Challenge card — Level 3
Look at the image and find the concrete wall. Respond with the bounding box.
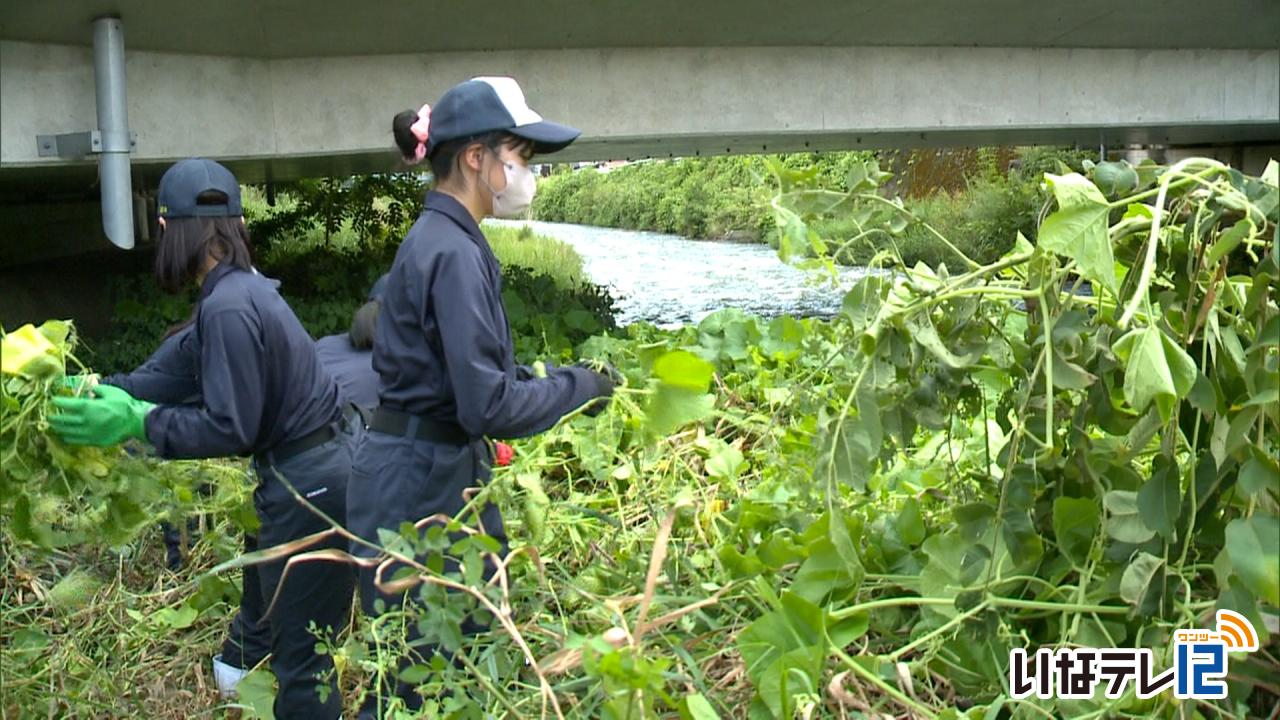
[3,41,1277,181]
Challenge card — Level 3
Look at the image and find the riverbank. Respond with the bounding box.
[534,147,1097,267]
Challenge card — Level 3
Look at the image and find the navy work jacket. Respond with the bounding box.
[374,191,600,439]
[145,264,343,459]
[315,333,379,411]
[103,324,201,406]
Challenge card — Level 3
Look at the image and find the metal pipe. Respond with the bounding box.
[93,16,134,250]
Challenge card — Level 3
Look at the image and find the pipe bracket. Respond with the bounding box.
[35,130,136,159]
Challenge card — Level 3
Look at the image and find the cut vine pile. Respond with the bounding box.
[1,156,1277,720]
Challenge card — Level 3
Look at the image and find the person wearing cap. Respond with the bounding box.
[49,158,357,720]
[346,76,616,715]
[314,275,386,414]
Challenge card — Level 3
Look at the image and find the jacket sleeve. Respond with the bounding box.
[102,326,202,405]
[144,309,267,459]
[431,247,604,439]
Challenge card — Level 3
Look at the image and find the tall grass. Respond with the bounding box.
[483,223,587,290]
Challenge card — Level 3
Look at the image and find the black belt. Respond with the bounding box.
[368,407,470,446]
[257,405,359,466]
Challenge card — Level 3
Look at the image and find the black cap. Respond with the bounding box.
[428,77,580,157]
[157,158,243,218]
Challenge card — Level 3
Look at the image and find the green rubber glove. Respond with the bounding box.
[49,383,155,447]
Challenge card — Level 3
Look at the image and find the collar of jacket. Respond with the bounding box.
[424,191,489,246]
[197,262,243,303]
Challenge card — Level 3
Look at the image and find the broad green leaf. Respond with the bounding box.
[645,386,715,436]
[827,510,865,595]
[1005,231,1035,260]
[719,545,765,579]
[1093,160,1139,199]
[1188,373,1217,415]
[1104,490,1156,544]
[1262,159,1279,188]
[1050,346,1097,390]
[399,663,432,685]
[737,592,826,684]
[791,536,864,604]
[705,442,745,482]
[918,532,975,618]
[682,693,722,720]
[1001,508,1045,568]
[829,611,870,648]
[1238,455,1279,498]
[1136,160,1160,191]
[1204,219,1253,268]
[1137,457,1181,541]
[815,420,873,492]
[758,532,806,570]
[1161,333,1197,396]
[1225,516,1280,606]
[237,668,277,720]
[11,494,57,548]
[152,604,198,630]
[1254,315,1280,350]
[739,589,864,719]
[896,498,926,547]
[1244,388,1279,407]
[1114,326,1190,422]
[1218,325,1248,375]
[1053,496,1100,567]
[1039,173,1118,294]
[910,315,980,369]
[1225,406,1262,459]
[855,387,883,454]
[653,350,715,391]
[1120,552,1165,609]
[755,646,824,719]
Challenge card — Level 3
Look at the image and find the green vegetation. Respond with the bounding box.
[1,321,253,718]
[483,223,587,290]
[534,153,876,241]
[3,156,1277,719]
[534,147,1099,268]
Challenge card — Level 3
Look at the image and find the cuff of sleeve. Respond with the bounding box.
[140,404,163,451]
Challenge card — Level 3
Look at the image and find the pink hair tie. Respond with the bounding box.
[407,103,431,164]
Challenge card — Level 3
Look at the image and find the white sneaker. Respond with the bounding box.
[212,654,250,698]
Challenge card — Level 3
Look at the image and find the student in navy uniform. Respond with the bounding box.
[102,275,383,570]
[314,276,385,413]
[50,159,356,720]
[347,77,615,716]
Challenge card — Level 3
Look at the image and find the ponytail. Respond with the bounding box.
[392,109,422,163]
[392,103,432,165]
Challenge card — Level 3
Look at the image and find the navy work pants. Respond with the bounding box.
[346,429,506,719]
[220,421,358,719]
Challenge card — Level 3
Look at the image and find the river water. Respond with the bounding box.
[488,220,873,327]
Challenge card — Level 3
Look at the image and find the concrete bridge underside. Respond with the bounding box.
[0,0,1277,331]
[3,42,1278,192]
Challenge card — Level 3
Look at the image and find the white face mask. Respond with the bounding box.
[484,151,537,219]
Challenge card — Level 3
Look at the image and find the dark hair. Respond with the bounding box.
[349,299,380,350]
[391,110,531,181]
[154,190,253,294]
